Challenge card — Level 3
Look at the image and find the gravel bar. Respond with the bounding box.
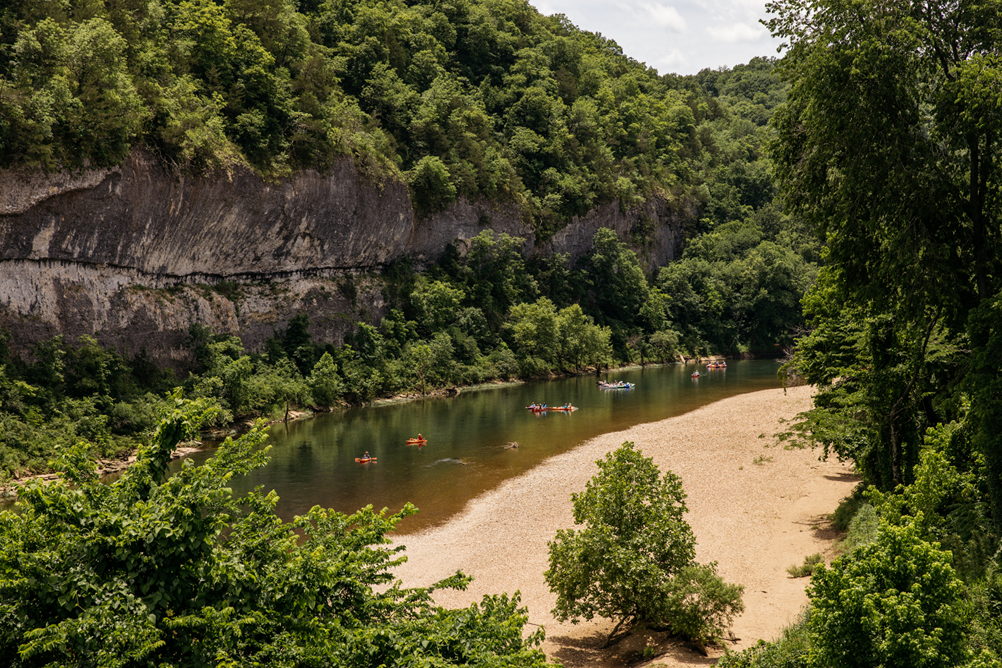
[391,385,856,666]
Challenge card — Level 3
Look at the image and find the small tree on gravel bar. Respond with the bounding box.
[545,441,744,646]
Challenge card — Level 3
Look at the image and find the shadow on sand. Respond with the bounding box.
[546,625,728,668]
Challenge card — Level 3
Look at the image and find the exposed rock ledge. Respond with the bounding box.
[0,151,687,360]
[0,165,120,216]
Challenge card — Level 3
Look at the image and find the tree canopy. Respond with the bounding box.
[0,0,705,233]
[713,6,1002,668]
[768,0,1002,522]
[545,442,744,646]
[717,1,1002,666]
[767,0,1002,324]
[0,393,553,667]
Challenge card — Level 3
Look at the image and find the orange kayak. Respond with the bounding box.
[406,438,427,445]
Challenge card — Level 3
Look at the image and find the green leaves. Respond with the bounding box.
[657,221,815,354]
[545,442,743,645]
[807,519,967,668]
[1,16,145,169]
[408,155,458,216]
[0,0,726,234]
[767,0,1002,322]
[505,298,611,373]
[0,396,554,667]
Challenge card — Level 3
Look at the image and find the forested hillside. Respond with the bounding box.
[0,0,818,479]
[2,0,694,236]
[721,0,1002,666]
[1,0,795,239]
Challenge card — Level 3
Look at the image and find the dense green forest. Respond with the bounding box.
[720,0,1002,666]
[0,0,815,483]
[1,0,788,236]
[0,0,817,479]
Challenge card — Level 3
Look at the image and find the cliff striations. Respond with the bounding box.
[0,151,685,364]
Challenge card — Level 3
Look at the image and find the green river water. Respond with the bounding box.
[168,360,783,533]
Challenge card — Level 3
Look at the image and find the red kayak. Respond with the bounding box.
[355,457,377,463]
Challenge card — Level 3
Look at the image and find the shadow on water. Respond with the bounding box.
[164,360,782,533]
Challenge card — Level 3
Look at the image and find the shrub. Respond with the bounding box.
[717,612,810,668]
[786,554,824,578]
[663,562,746,645]
[831,484,867,531]
[807,518,967,668]
[545,442,743,645]
[839,502,880,554]
[966,564,1002,659]
[409,155,457,217]
[0,393,554,667]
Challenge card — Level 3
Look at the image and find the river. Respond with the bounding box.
[170,360,783,533]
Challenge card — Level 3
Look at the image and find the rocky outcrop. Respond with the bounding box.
[0,151,687,362]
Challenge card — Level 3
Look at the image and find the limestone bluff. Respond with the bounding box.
[0,151,686,365]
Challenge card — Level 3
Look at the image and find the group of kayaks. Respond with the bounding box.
[692,361,727,378]
[355,435,427,463]
[525,403,578,412]
[360,362,729,462]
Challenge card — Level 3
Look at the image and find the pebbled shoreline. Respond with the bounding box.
[390,385,857,667]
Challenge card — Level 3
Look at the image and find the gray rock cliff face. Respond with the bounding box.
[0,151,686,362]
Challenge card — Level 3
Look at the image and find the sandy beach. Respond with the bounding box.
[391,384,857,666]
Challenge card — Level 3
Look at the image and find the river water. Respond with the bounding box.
[169,360,783,533]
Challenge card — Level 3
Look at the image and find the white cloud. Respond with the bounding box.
[639,2,687,31]
[707,22,766,43]
[655,48,688,68]
[527,0,784,74]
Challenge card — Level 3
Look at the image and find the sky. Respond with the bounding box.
[528,0,784,76]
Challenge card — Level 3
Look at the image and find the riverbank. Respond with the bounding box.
[390,384,857,667]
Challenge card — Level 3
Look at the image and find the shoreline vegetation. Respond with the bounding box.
[5,384,838,664]
[2,216,807,482]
